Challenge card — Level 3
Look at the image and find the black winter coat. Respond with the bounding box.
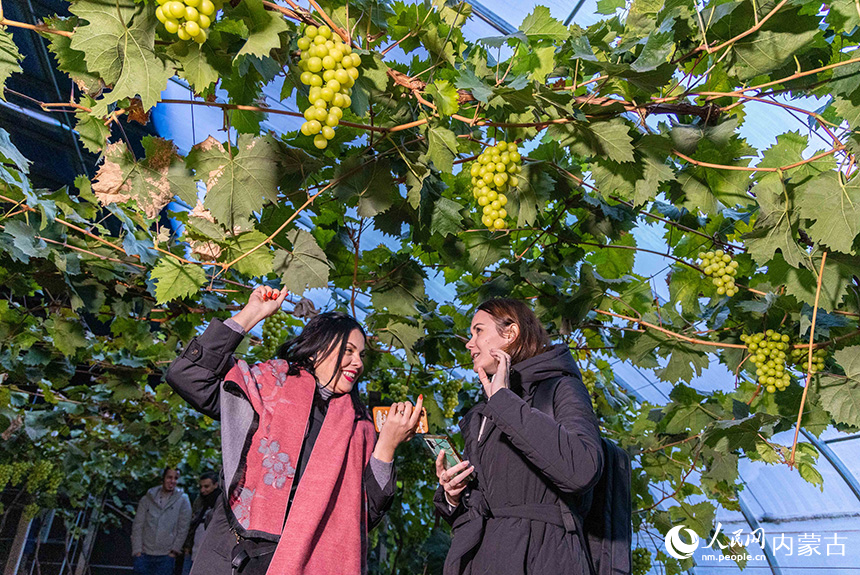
[434,345,603,575]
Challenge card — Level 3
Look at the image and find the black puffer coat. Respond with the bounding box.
[435,345,603,575]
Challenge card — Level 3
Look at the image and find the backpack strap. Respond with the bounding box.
[531,376,599,575]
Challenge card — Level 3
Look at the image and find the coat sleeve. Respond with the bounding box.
[172,495,193,554]
[165,318,246,419]
[483,378,603,494]
[131,496,147,555]
[433,484,470,525]
[365,457,397,530]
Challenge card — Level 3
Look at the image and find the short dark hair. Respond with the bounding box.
[199,471,218,484]
[276,311,370,420]
[162,467,179,479]
[476,298,549,364]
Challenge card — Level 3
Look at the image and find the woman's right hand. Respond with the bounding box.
[231,285,288,331]
[435,451,474,507]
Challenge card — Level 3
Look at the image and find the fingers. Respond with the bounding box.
[477,367,491,387]
[435,450,447,475]
[408,395,424,428]
[449,465,475,486]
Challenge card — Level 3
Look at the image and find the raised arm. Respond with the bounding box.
[164,286,287,418]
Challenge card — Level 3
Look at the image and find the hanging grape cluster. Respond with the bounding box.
[698,250,739,297]
[631,547,652,575]
[790,346,828,373]
[259,311,294,358]
[741,331,791,393]
[155,0,219,44]
[469,141,522,230]
[440,379,462,418]
[0,460,62,519]
[388,381,409,402]
[297,25,360,150]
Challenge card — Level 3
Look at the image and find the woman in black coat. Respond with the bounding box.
[434,298,604,575]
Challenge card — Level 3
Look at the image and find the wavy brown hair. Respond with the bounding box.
[476,298,549,364]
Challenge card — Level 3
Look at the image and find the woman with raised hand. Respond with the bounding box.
[434,298,603,575]
[166,285,422,575]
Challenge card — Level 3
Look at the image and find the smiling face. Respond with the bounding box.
[314,328,366,394]
[199,478,217,497]
[162,469,179,492]
[466,310,517,376]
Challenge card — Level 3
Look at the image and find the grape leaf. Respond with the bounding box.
[832,94,860,129]
[232,0,288,62]
[75,96,111,153]
[272,230,330,295]
[2,220,48,263]
[430,196,464,237]
[70,0,173,116]
[797,171,860,254]
[187,135,279,231]
[167,41,223,92]
[48,316,88,357]
[150,257,207,303]
[334,157,399,218]
[377,321,424,363]
[549,119,635,163]
[92,138,197,220]
[219,230,274,277]
[0,27,22,99]
[44,16,104,96]
[426,79,460,116]
[425,125,458,173]
[765,252,860,312]
[519,6,569,42]
[456,68,493,103]
[817,346,860,428]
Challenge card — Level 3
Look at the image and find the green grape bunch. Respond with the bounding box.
[697,250,739,297]
[631,547,652,575]
[469,141,523,230]
[388,381,409,402]
[440,379,462,418]
[296,25,360,150]
[790,346,828,373]
[259,311,293,358]
[741,330,791,393]
[155,0,219,44]
[581,369,598,411]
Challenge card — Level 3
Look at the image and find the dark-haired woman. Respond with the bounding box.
[166,286,422,575]
[433,298,603,575]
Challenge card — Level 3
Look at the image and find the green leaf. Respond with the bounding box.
[518,6,569,42]
[430,196,464,237]
[832,95,860,129]
[0,27,22,99]
[515,163,554,227]
[462,232,507,272]
[231,0,288,61]
[668,265,703,316]
[220,230,274,277]
[187,135,279,231]
[425,125,459,173]
[765,252,860,312]
[70,0,173,116]
[75,96,111,153]
[587,233,636,280]
[272,230,330,295]
[671,119,738,155]
[797,171,860,254]
[456,68,493,103]
[370,257,426,316]
[150,258,207,303]
[817,346,860,427]
[596,0,625,15]
[334,157,399,218]
[549,119,635,163]
[426,79,460,116]
[44,16,103,96]
[2,220,48,262]
[167,41,222,92]
[631,18,674,73]
[377,321,424,364]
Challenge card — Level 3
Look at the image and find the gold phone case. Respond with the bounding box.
[372,406,429,434]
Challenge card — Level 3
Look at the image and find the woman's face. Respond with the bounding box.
[466,310,511,376]
[314,328,366,394]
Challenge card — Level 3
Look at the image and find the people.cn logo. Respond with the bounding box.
[665,525,700,559]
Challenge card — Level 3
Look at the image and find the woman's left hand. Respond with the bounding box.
[373,395,425,462]
[477,349,511,399]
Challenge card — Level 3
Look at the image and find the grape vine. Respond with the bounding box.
[155,0,220,43]
[469,141,522,230]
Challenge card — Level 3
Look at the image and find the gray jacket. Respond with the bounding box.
[131,486,192,556]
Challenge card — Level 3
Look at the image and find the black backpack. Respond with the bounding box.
[532,376,633,575]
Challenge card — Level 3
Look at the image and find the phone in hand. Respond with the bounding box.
[422,434,463,469]
[372,406,429,434]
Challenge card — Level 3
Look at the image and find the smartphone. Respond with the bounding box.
[422,434,463,469]
[372,406,429,434]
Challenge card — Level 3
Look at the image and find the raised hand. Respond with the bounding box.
[374,395,424,462]
[477,348,511,399]
[435,451,474,507]
[231,285,288,332]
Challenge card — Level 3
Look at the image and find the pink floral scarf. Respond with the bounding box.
[225,359,376,574]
